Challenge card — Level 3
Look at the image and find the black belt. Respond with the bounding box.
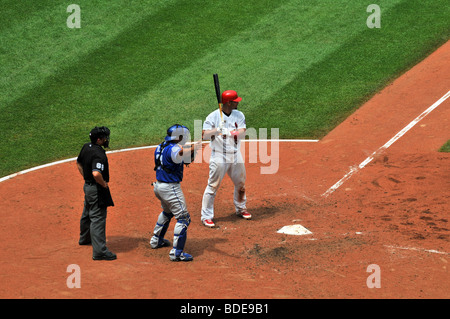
[85,181,97,186]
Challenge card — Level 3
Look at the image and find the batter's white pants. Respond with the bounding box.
[201,152,247,221]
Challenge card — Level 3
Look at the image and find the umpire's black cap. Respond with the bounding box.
[89,126,110,143]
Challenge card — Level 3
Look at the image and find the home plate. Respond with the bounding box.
[277,224,312,236]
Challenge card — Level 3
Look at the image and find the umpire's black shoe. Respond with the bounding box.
[93,251,117,261]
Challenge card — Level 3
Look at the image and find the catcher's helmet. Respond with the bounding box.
[90,126,110,144]
[165,124,190,145]
[222,90,242,104]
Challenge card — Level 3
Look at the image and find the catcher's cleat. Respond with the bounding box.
[169,252,193,262]
[150,238,170,249]
[237,210,252,220]
[202,219,215,228]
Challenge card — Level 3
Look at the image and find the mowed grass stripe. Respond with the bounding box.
[0,0,286,176]
[252,0,450,138]
[112,0,403,146]
[0,0,55,30]
[0,0,179,108]
[1,1,448,177]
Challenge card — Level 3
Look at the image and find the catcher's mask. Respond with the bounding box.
[165,124,190,145]
[90,126,111,148]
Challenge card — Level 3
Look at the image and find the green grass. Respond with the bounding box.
[1,0,449,177]
[440,140,450,152]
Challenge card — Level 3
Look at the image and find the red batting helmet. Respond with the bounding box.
[222,90,242,104]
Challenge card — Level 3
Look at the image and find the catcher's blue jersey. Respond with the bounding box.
[154,141,184,183]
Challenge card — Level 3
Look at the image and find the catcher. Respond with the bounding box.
[149,124,202,262]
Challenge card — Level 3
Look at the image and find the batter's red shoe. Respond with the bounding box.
[202,219,215,228]
[237,210,252,219]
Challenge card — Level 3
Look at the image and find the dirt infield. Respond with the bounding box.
[0,41,449,299]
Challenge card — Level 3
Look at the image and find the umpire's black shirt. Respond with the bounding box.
[77,143,110,184]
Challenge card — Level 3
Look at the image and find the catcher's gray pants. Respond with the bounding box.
[79,183,109,257]
[150,182,190,256]
[201,152,247,222]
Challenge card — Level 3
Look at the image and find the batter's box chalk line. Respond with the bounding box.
[321,89,450,198]
[277,224,313,236]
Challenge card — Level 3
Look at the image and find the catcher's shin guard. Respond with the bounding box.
[150,211,173,248]
[172,214,191,256]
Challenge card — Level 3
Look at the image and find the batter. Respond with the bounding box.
[201,90,251,228]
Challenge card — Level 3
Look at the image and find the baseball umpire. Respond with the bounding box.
[76,126,116,261]
[201,90,251,228]
[150,124,202,262]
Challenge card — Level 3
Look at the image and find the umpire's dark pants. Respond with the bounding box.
[79,183,108,257]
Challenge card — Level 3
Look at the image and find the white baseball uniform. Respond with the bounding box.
[201,109,247,222]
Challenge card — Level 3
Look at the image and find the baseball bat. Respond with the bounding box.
[213,73,224,122]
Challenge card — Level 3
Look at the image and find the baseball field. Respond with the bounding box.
[1,0,449,303]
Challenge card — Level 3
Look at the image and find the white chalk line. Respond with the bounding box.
[322,90,450,198]
[0,139,318,183]
[385,245,449,255]
[4,87,449,195]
